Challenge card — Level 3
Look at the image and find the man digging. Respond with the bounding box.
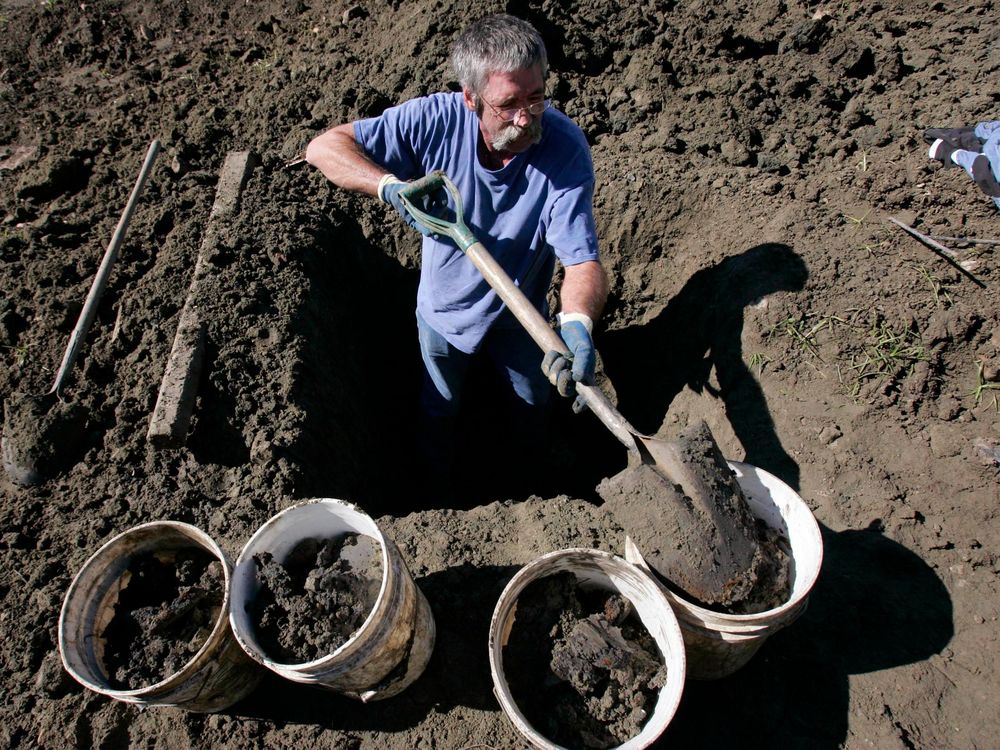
[306,14,608,495]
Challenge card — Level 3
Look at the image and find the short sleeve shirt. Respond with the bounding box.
[354,92,599,353]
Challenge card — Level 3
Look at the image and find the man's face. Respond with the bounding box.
[465,65,546,156]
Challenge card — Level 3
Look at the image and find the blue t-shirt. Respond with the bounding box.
[354,92,600,353]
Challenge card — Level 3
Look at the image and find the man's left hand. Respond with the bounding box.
[542,314,596,411]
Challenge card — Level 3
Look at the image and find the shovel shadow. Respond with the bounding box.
[600,242,808,491]
[654,522,954,748]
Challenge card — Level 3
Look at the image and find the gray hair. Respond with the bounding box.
[450,14,548,97]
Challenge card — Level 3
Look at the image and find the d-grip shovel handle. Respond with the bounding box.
[399,171,640,453]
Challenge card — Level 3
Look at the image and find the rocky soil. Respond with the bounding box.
[1,1,999,748]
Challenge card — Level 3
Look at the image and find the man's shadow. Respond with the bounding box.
[599,242,808,491]
[657,522,954,747]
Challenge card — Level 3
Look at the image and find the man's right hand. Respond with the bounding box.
[379,175,434,236]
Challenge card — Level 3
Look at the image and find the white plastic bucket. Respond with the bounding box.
[229,498,435,701]
[58,521,263,712]
[625,461,823,680]
[489,548,687,750]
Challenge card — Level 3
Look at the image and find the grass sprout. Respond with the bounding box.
[748,351,770,376]
[971,361,1000,411]
[843,209,872,229]
[848,317,927,389]
[766,314,833,358]
[4,343,30,368]
[913,263,953,307]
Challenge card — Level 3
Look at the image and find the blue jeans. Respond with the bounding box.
[416,310,551,493]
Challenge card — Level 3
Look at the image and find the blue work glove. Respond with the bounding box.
[542,314,596,413]
[378,174,434,236]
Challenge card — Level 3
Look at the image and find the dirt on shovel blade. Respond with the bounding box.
[598,420,792,612]
[250,532,383,664]
[101,548,224,689]
[505,572,666,749]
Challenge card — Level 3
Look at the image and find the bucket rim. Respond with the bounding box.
[229,497,392,669]
[488,547,687,750]
[57,520,235,699]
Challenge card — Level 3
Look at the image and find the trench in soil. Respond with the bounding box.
[275,211,626,516]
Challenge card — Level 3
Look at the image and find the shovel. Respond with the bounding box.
[2,140,160,486]
[399,171,769,606]
[400,172,710,486]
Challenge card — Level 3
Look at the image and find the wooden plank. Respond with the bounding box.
[146,151,257,447]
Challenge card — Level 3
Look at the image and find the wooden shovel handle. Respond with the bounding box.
[51,140,160,395]
[464,240,640,452]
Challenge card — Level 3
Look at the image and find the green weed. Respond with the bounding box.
[4,343,30,368]
[913,263,952,307]
[860,239,890,258]
[766,314,838,359]
[842,209,872,229]
[971,361,1000,411]
[848,317,927,389]
[748,351,770,376]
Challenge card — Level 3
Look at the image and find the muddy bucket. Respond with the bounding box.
[625,461,823,680]
[229,498,435,701]
[58,521,263,712]
[489,548,686,750]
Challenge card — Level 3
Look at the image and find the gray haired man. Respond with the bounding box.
[307,14,607,489]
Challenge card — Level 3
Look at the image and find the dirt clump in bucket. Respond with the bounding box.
[101,548,224,689]
[251,533,383,663]
[505,571,665,749]
[599,420,792,613]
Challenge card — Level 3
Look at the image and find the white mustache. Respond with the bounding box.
[492,119,543,151]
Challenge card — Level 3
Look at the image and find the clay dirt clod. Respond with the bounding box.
[250,532,383,664]
[101,548,224,689]
[505,572,665,749]
[599,420,792,612]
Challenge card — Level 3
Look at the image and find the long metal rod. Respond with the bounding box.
[887,216,986,289]
[51,140,160,395]
[927,234,1000,246]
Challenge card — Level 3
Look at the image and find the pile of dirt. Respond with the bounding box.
[600,420,792,612]
[102,548,223,689]
[250,533,382,664]
[505,572,665,749]
[1,0,998,747]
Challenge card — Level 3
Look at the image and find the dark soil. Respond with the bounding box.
[1,392,87,485]
[2,0,999,747]
[505,572,666,749]
[250,533,382,664]
[600,420,792,611]
[102,548,223,689]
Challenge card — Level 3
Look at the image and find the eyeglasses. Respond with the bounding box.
[481,97,550,122]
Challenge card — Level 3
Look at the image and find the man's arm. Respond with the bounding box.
[305,122,387,196]
[541,259,609,401]
[559,260,609,321]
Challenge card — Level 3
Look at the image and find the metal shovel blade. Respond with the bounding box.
[2,392,86,487]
